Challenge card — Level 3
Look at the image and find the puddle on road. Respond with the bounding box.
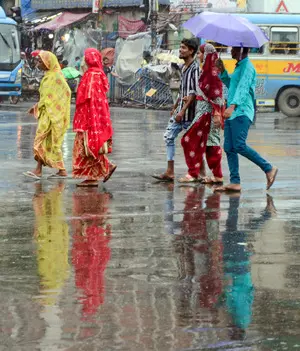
[1,182,300,351]
[1,109,300,350]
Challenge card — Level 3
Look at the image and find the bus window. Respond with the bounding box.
[206,41,228,53]
[270,27,299,55]
[214,42,228,53]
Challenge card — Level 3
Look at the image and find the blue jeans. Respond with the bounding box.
[164,117,191,161]
[224,116,272,184]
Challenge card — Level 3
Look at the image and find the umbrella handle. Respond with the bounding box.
[239,43,244,61]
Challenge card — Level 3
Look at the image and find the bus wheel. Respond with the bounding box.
[278,87,300,117]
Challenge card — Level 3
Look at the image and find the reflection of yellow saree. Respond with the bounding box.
[34,51,71,170]
[33,184,69,305]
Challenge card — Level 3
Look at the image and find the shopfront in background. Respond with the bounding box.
[31,0,92,10]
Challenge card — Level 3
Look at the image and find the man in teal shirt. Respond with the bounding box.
[216,47,278,192]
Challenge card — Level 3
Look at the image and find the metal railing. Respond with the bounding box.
[122,75,173,109]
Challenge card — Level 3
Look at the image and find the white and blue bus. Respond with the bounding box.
[0,6,22,98]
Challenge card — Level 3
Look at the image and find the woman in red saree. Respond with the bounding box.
[179,43,224,184]
[73,48,117,187]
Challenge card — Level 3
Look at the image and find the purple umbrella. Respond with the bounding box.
[183,12,269,48]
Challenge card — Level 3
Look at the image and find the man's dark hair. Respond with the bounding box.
[233,46,249,55]
[75,56,80,60]
[243,47,249,55]
[181,38,199,56]
[62,60,68,66]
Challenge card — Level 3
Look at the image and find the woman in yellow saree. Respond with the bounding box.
[24,51,71,180]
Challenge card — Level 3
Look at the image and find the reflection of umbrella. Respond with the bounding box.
[183,12,269,48]
[156,53,184,64]
[62,67,80,79]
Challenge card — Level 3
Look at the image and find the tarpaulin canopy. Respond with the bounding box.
[21,0,35,16]
[118,16,146,39]
[31,0,170,10]
[34,11,90,31]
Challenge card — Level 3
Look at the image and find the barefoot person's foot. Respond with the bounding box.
[214,184,242,193]
[266,167,278,190]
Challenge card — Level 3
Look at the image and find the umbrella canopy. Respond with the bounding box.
[183,12,269,48]
[62,67,81,79]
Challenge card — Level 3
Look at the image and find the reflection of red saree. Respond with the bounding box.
[179,189,223,309]
[199,194,223,308]
[72,190,112,316]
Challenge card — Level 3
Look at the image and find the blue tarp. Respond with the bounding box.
[21,0,35,16]
[31,0,170,10]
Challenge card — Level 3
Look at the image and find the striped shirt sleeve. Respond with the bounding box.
[188,64,199,95]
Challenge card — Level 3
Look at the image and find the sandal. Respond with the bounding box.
[23,171,41,180]
[201,176,223,185]
[178,174,198,183]
[103,164,117,183]
[152,173,174,182]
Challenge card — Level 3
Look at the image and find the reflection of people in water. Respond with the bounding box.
[33,182,69,305]
[221,194,276,340]
[172,186,223,322]
[173,187,206,283]
[199,193,223,309]
[162,183,181,236]
[72,189,112,317]
[33,182,69,349]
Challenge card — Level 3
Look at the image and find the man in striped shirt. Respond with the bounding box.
[153,38,200,182]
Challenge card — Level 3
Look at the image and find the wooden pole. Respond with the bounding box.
[98,0,103,50]
[151,0,158,51]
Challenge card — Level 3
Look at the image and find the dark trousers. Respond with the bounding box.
[224,116,272,184]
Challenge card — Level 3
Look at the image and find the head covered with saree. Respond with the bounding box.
[198,43,223,105]
[73,48,113,158]
[39,50,61,73]
[37,51,71,114]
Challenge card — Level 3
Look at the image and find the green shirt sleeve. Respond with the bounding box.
[220,70,231,89]
[231,65,255,107]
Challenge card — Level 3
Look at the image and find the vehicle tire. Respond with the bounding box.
[277,87,300,117]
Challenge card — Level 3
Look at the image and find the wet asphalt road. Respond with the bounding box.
[0,105,300,351]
